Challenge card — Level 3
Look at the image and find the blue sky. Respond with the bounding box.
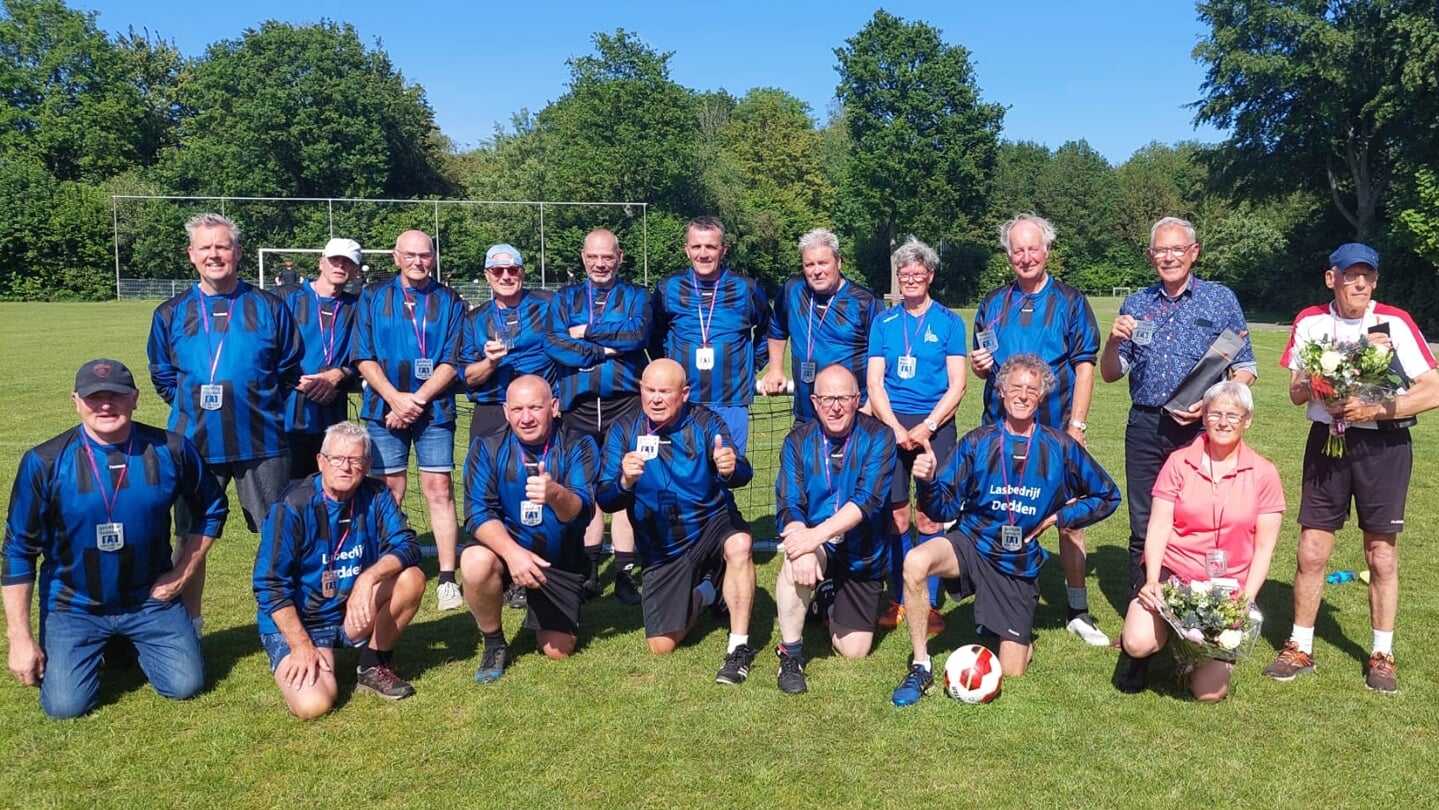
[78,0,1226,164]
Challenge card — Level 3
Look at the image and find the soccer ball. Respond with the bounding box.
[943,644,1002,703]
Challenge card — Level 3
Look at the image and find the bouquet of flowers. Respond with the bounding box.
[1295,335,1403,456]
[1158,577,1262,664]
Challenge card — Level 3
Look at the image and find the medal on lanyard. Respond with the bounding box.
[821,432,850,517]
[199,291,228,410]
[692,271,720,371]
[997,429,1034,552]
[897,355,917,379]
[976,330,998,353]
[199,384,224,411]
[1132,320,1155,346]
[802,286,840,385]
[897,305,927,380]
[799,361,816,383]
[637,434,660,460]
[405,284,432,379]
[84,437,132,552]
[520,441,549,526]
[322,496,354,598]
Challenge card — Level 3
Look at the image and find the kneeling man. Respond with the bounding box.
[597,359,758,684]
[460,375,596,683]
[773,365,895,694]
[891,354,1120,706]
[254,421,425,718]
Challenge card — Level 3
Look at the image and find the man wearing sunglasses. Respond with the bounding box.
[253,421,425,717]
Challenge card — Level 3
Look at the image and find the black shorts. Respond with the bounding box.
[889,412,958,505]
[503,564,584,636]
[1299,422,1411,534]
[821,562,884,633]
[468,403,507,444]
[942,532,1040,644]
[641,509,749,638]
[563,393,641,441]
[286,433,325,479]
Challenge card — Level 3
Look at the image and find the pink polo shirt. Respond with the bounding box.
[1149,436,1286,592]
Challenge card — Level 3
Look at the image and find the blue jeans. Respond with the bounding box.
[39,598,204,719]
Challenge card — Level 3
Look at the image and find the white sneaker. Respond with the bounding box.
[436,581,463,611]
[1065,613,1110,646]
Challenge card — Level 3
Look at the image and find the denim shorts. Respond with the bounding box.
[366,418,456,474]
[260,624,365,671]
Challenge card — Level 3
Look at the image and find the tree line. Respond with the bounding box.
[3,1,1437,328]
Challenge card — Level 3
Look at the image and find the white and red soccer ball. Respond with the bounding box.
[943,644,1002,703]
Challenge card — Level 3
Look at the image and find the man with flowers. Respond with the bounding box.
[1267,243,1439,694]
[1114,381,1284,701]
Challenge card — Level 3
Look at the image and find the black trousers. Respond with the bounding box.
[1123,406,1203,592]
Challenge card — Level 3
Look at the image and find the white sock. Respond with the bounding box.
[727,633,749,654]
[1290,624,1315,655]
[1066,586,1089,612]
[1372,629,1393,656]
[695,580,716,610]
[913,657,931,672]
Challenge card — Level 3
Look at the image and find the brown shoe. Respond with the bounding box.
[1365,652,1397,694]
[877,600,905,629]
[925,607,944,637]
[1262,641,1316,681]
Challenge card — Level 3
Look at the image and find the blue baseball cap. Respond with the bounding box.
[1329,243,1379,272]
[484,243,524,268]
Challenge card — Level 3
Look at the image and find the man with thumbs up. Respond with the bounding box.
[597,359,759,684]
[889,354,1120,707]
[458,375,597,684]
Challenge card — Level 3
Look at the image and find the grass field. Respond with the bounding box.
[2,298,1437,808]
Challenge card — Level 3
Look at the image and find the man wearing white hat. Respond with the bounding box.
[279,238,363,479]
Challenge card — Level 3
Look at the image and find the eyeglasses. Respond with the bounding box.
[1338,270,1378,285]
[897,273,930,283]
[321,454,368,469]
[811,393,859,408]
[1149,243,1197,258]
[1204,412,1246,425]
[488,266,523,277]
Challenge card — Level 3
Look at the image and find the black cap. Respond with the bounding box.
[75,359,138,397]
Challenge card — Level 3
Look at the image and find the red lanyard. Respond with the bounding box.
[322,493,356,576]
[819,430,851,514]
[1145,276,1192,330]
[81,435,133,523]
[401,283,428,356]
[901,303,930,356]
[520,434,552,473]
[805,280,844,362]
[690,270,722,346]
[311,284,342,366]
[997,427,1035,526]
[197,289,230,383]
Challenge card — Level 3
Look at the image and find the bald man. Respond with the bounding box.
[596,359,759,684]
[354,229,467,612]
[459,375,598,683]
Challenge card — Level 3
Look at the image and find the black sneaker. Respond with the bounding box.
[505,583,528,610]
[615,568,642,606]
[776,649,807,695]
[580,576,600,602]
[1112,651,1151,694]
[356,664,416,700]
[806,579,835,626]
[715,643,757,685]
[474,645,509,684]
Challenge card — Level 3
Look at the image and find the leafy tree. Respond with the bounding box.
[1194,0,1439,240]
[160,19,452,200]
[834,9,1004,288]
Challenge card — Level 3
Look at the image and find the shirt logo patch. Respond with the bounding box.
[924,328,938,343]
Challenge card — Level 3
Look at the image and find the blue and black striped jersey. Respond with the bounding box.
[973,278,1099,427]
[3,424,227,614]
[774,413,894,580]
[769,277,882,421]
[253,475,420,634]
[455,289,556,404]
[352,276,467,425]
[866,301,968,415]
[545,279,652,410]
[281,281,359,435]
[651,268,771,407]
[462,426,597,573]
[147,281,304,463]
[917,423,1120,579]
[596,404,753,566]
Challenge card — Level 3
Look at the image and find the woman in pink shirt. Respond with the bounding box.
[1115,380,1285,701]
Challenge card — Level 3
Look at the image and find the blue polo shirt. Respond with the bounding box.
[866,301,967,414]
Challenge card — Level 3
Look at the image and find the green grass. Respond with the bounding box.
[2,299,1437,808]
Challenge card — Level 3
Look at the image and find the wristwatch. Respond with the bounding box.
[923,418,939,432]
[1069,420,1088,431]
